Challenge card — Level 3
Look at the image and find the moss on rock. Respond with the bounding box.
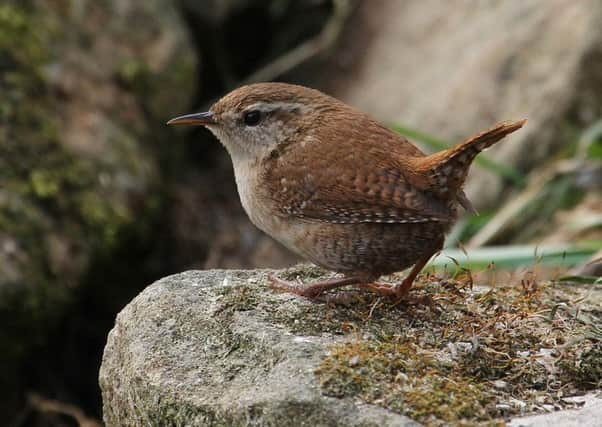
[315,273,602,425]
[0,0,197,418]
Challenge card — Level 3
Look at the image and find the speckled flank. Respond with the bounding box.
[293,221,447,275]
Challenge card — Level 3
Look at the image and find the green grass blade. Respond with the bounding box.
[554,275,602,284]
[428,243,600,270]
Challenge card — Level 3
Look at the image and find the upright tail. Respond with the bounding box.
[418,120,526,197]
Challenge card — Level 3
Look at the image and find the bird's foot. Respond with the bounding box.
[358,276,413,297]
[269,276,325,299]
[269,275,362,300]
[359,279,433,306]
[357,282,398,297]
[269,272,433,306]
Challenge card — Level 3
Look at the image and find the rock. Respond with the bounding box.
[100,268,601,426]
[99,269,418,426]
[322,0,602,208]
[508,394,602,427]
[0,0,196,417]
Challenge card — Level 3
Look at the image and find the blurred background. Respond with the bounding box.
[1,0,600,425]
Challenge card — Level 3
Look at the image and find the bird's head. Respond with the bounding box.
[167,82,342,162]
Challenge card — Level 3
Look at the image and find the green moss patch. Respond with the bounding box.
[312,272,601,425]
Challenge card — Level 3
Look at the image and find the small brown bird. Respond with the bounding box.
[168,83,525,299]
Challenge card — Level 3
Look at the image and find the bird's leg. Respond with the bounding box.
[359,243,443,298]
[269,275,366,299]
[391,256,431,296]
[355,258,429,300]
[392,238,444,297]
[355,258,431,298]
[357,282,398,296]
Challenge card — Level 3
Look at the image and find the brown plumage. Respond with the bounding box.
[168,83,526,299]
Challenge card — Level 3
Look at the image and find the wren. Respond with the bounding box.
[168,83,525,299]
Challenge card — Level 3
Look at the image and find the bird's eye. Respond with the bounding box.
[243,110,262,127]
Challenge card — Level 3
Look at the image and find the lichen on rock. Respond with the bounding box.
[100,267,601,426]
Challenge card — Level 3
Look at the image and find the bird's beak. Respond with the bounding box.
[166,111,216,126]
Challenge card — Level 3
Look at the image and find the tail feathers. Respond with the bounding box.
[424,120,526,196]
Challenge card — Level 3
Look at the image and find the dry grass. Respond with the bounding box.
[315,270,601,425]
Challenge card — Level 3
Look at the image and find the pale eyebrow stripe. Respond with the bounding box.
[245,102,308,113]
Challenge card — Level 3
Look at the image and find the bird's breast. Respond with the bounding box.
[232,159,297,247]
